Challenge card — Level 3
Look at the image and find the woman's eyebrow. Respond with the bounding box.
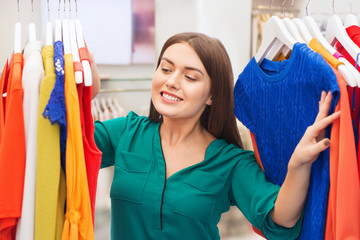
[161,57,204,76]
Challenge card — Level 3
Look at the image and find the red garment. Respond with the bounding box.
[325,67,360,239]
[76,81,101,225]
[0,53,26,240]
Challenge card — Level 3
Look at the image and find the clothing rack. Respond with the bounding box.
[99,88,151,93]
[252,5,299,13]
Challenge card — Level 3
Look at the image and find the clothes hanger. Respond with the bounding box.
[325,0,360,62]
[28,0,36,42]
[55,0,62,42]
[302,0,360,87]
[14,0,21,54]
[290,0,313,43]
[281,0,305,43]
[344,0,359,28]
[45,0,53,46]
[62,0,71,55]
[254,0,297,64]
[68,0,83,84]
[74,0,92,86]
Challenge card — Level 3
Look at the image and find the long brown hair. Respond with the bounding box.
[149,32,243,149]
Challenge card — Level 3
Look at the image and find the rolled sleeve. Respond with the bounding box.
[229,152,302,240]
[94,116,127,168]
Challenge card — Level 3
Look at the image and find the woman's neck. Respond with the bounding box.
[160,117,208,147]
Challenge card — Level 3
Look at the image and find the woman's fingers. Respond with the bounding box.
[309,110,340,138]
[310,138,331,157]
[315,91,333,123]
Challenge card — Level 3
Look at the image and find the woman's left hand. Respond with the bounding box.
[289,91,340,169]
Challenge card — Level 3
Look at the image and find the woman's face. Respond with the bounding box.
[151,42,212,121]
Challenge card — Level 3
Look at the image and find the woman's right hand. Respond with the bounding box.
[88,50,101,99]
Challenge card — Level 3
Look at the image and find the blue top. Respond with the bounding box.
[94,111,303,240]
[234,43,340,240]
[43,40,67,172]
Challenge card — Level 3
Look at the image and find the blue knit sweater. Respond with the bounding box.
[234,43,340,240]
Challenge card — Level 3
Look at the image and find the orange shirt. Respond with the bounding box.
[325,67,360,240]
[0,53,26,240]
[61,54,94,240]
[0,60,9,146]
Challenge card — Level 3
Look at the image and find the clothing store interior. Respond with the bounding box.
[0,0,360,239]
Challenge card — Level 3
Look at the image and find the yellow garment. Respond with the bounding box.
[309,38,344,69]
[275,52,288,61]
[35,45,66,240]
[61,54,94,240]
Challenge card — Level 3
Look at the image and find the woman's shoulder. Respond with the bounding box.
[95,111,158,136]
[210,138,255,162]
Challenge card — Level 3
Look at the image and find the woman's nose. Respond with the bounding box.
[165,72,181,89]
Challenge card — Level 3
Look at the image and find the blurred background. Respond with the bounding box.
[1,0,359,239]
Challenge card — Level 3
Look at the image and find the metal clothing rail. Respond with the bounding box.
[99,88,151,93]
[252,5,299,13]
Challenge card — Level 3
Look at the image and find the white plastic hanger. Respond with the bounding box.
[255,15,297,64]
[303,1,359,87]
[27,0,36,43]
[288,0,313,43]
[55,0,62,42]
[62,0,71,55]
[344,0,359,28]
[281,0,305,43]
[325,0,360,62]
[45,0,53,46]
[293,19,313,44]
[74,0,92,86]
[28,23,36,42]
[14,0,21,54]
[68,0,83,84]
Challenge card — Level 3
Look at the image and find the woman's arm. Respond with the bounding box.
[85,47,101,99]
[271,91,340,228]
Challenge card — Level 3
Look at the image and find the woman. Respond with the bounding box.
[91,32,339,239]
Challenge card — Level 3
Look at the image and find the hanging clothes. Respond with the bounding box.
[34,44,66,240]
[43,40,67,174]
[0,53,25,240]
[16,40,44,240]
[77,46,102,225]
[61,53,94,240]
[234,43,340,240]
[324,66,360,240]
[334,25,360,179]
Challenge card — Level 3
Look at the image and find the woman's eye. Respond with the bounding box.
[185,75,196,81]
[162,68,171,73]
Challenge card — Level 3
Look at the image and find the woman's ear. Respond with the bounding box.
[206,96,212,106]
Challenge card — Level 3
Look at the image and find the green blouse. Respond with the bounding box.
[94,111,302,240]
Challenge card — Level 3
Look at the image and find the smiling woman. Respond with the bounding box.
[91,31,339,240]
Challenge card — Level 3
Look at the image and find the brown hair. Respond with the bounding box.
[149,32,243,148]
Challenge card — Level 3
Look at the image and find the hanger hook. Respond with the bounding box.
[291,0,295,17]
[306,0,310,16]
[47,0,50,21]
[31,0,34,12]
[269,0,273,16]
[17,0,20,12]
[75,0,78,13]
[332,0,335,14]
[349,0,353,13]
[69,0,71,15]
[282,0,287,18]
